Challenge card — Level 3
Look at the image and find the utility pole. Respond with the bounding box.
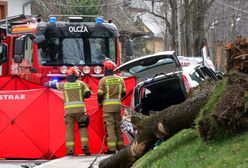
[177,0,182,56]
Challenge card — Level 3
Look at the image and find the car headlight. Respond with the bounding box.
[94,66,102,74]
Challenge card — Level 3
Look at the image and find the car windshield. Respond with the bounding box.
[38,37,116,66]
[129,58,175,74]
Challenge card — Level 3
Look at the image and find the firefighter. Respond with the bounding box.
[44,67,91,155]
[98,61,126,154]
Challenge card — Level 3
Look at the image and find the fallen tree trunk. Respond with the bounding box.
[99,36,248,168]
[99,80,217,168]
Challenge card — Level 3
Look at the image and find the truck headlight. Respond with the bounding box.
[60,66,68,74]
[94,66,102,74]
[83,66,90,74]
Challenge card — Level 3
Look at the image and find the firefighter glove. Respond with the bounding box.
[44,81,57,89]
[78,115,90,128]
[97,94,104,105]
[121,91,126,98]
[84,90,91,98]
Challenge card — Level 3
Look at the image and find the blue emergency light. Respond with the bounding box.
[52,78,58,82]
[49,17,57,23]
[96,17,104,24]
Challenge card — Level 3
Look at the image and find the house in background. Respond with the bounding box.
[0,0,7,19]
[138,12,165,53]
[129,0,165,54]
[0,0,32,19]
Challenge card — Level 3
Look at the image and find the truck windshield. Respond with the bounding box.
[38,37,116,66]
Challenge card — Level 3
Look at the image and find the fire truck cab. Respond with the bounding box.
[0,15,133,84]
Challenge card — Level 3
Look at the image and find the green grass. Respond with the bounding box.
[200,78,227,117]
[133,129,248,168]
[134,78,248,168]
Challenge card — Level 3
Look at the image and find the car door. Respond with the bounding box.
[195,65,220,81]
[115,51,183,83]
[116,51,185,114]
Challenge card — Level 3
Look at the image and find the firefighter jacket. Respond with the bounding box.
[98,75,126,112]
[56,80,90,114]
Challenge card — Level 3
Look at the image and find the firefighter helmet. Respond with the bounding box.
[103,61,117,71]
[66,67,80,77]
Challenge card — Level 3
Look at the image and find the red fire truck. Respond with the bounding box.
[0,14,133,84]
[0,15,135,159]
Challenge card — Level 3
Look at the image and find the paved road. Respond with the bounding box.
[36,155,111,168]
[0,155,111,168]
[0,160,47,168]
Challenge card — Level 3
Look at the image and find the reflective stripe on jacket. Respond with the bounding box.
[57,80,90,114]
[64,101,85,109]
[98,75,126,112]
[103,99,122,105]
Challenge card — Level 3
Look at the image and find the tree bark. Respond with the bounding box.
[192,0,215,56]
[184,0,192,56]
[99,80,217,168]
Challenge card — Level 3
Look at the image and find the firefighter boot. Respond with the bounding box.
[82,146,91,155]
[66,149,74,156]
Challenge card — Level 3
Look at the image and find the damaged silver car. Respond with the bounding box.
[116,51,188,115]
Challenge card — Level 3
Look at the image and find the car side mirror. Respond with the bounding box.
[0,43,7,65]
[14,38,25,63]
[125,38,133,57]
[33,35,45,44]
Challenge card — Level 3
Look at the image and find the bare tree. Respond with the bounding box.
[31,0,100,20]
[183,0,192,56]
[205,0,248,71]
[143,0,215,56]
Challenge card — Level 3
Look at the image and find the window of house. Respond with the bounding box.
[0,1,7,20]
[24,37,33,65]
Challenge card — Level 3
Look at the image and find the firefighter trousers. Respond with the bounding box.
[103,112,124,152]
[64,113,89,155]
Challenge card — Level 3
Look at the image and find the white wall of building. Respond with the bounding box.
[7,0,31,17]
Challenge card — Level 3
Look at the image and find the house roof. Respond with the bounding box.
[114,18,148,37]
[140,12,164,37]
[130,0,165,38]
[130,0,149,11]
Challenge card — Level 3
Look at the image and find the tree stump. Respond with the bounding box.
[199,36,248,140]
